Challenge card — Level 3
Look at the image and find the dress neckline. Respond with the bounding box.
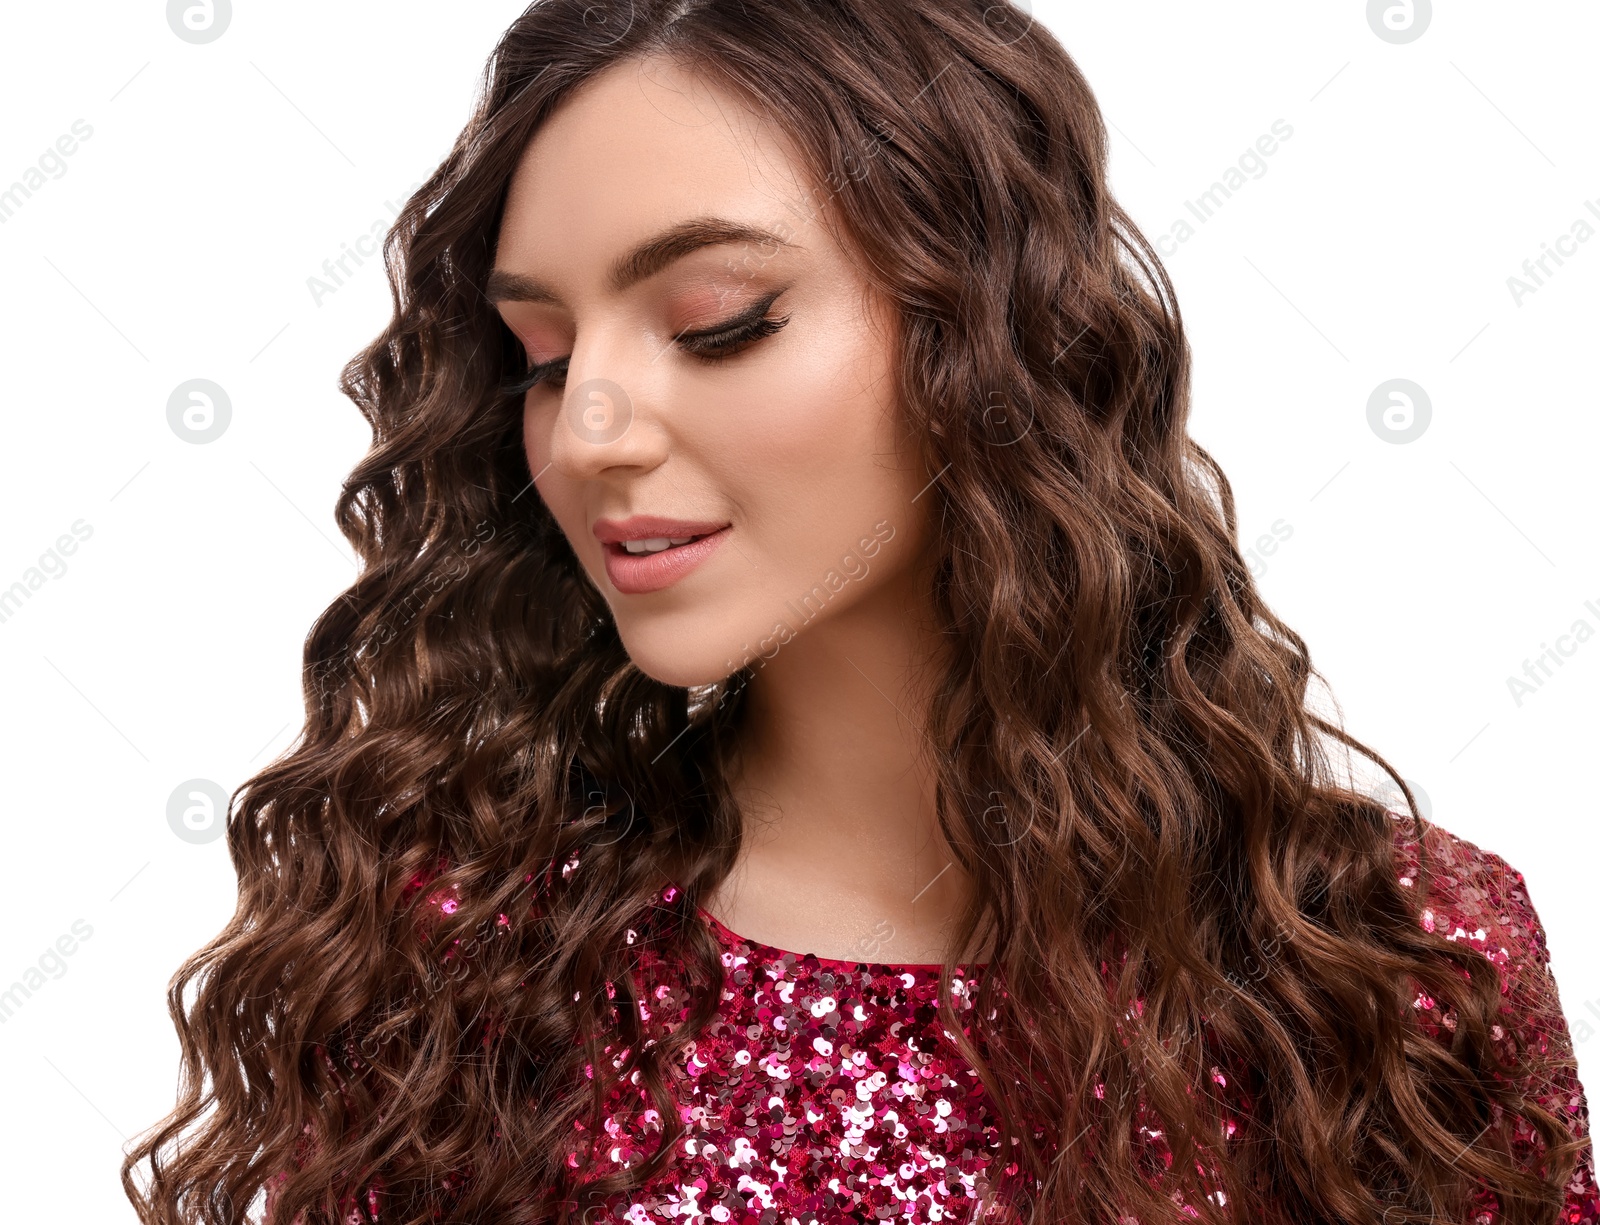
[694,903,979,973]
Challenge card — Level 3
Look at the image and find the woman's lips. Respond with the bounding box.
[601,527,730,595]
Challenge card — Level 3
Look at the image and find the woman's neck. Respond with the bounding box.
[705,568,981,965]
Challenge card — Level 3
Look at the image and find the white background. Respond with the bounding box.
[0,2,1594,1218]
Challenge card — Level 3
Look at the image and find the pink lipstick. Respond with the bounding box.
[593,515,731,595]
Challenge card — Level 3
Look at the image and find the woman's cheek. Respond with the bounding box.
[734,376,844,470]
[522,399,551,470]
[522,404,587,557]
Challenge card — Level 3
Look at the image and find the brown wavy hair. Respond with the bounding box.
[121,1,1585,1222]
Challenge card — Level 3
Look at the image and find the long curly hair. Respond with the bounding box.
[122,2,1585,1222]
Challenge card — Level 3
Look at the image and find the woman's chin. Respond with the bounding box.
[617,637,750,691]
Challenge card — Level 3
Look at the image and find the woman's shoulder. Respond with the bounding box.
[1384,808,1567,1027]
[1387,810,1548,953]
[1384,807,1599,1217]
[1383,808,1584,1051]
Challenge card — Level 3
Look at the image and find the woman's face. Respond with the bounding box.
[491,55,932,688]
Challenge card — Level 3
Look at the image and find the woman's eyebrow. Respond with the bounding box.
[486,216,796,304]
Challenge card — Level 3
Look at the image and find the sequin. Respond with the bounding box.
[267,818,1598,1223]
[567,906,1013,1224]
[567,818,1599,1223]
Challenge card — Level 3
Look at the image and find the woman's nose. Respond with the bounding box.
[543,335,668,480]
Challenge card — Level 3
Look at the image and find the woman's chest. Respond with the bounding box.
[567,942,1022,1224]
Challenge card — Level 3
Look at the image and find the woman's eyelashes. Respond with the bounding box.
[502,354,569,398]
[502,289,790,396]
[675,289,790,365]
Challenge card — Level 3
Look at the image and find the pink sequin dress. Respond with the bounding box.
[568,904,1010,1223]
[268,817,1599,1223]
[567,819,1599,1224]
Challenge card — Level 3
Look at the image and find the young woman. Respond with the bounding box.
[124,2,1595,1223]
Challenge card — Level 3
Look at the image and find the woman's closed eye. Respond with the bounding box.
[502,288,791,397]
